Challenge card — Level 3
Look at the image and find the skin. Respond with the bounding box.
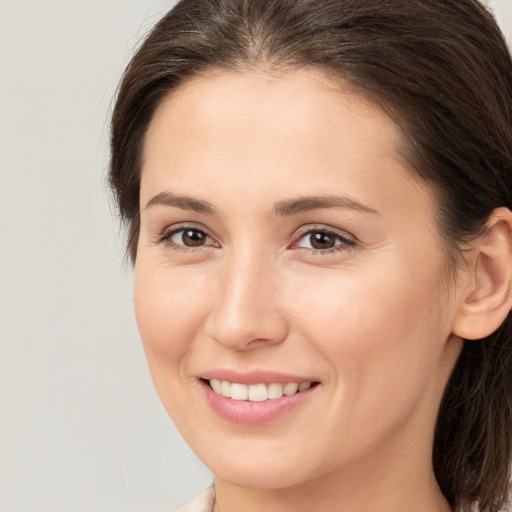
[134,70,468,512]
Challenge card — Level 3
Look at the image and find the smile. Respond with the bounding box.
[208,379,314,401]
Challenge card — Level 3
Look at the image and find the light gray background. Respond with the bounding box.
[0,1,510,511]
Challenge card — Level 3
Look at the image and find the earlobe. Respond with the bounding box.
[453,207,512,340]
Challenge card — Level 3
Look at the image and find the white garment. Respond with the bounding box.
[180,486,215,512]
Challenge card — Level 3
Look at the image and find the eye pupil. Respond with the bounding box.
[182,229,206,246]
[310,232,335,249]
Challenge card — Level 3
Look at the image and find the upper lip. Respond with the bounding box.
[199,369,319,385]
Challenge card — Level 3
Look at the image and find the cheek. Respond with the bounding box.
[133,260,211,366]
[288,259,450,406]
[286,266,451,462]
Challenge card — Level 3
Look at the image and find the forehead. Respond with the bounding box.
[141,69,431,218]
[144,69,398,155]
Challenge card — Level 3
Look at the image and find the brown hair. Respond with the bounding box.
[109,1,512,510]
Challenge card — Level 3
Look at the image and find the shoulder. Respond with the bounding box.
[177,486,215,512]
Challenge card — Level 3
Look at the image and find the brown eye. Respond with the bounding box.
[171,228,212,247]
[295,228,354,252]
[309,231,336,249]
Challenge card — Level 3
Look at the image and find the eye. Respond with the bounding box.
[293,227,355,253]
[155,224,218,251]
[171,228,213,247]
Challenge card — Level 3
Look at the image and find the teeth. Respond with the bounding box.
[267,383,284,399]
[298,382,311,392]
[283,383,299,395]
[221,380,231,398]
[248,383,268,401]
[230,383,248,401]
[209,380,313,401]
[210,379,222,394]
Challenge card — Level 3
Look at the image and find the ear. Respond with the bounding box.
[453,207,512,340]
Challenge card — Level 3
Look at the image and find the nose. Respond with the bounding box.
[205,251,289,351]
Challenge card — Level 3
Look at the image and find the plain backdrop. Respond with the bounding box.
[0,1,511,511]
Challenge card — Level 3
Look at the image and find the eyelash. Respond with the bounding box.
[291,226,356,254]
[155,224,217,253]
[155,224,356,255]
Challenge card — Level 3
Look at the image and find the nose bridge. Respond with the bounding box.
[207,244,288,350]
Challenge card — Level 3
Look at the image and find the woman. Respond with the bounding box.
[109,0,512,511]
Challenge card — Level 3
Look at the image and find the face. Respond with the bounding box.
[135,70,463,491]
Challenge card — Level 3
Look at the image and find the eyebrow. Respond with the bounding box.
[144,192,216,215]
[144,191,379,216]
[273,195,379,216]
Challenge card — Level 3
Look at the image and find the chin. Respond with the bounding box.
[208,456,316,490]
[186,432,334,491]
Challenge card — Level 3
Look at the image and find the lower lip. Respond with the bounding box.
[199,380,318,425]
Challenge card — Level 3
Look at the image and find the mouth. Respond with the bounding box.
[198,370,321,424]
[203,378,319,401]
